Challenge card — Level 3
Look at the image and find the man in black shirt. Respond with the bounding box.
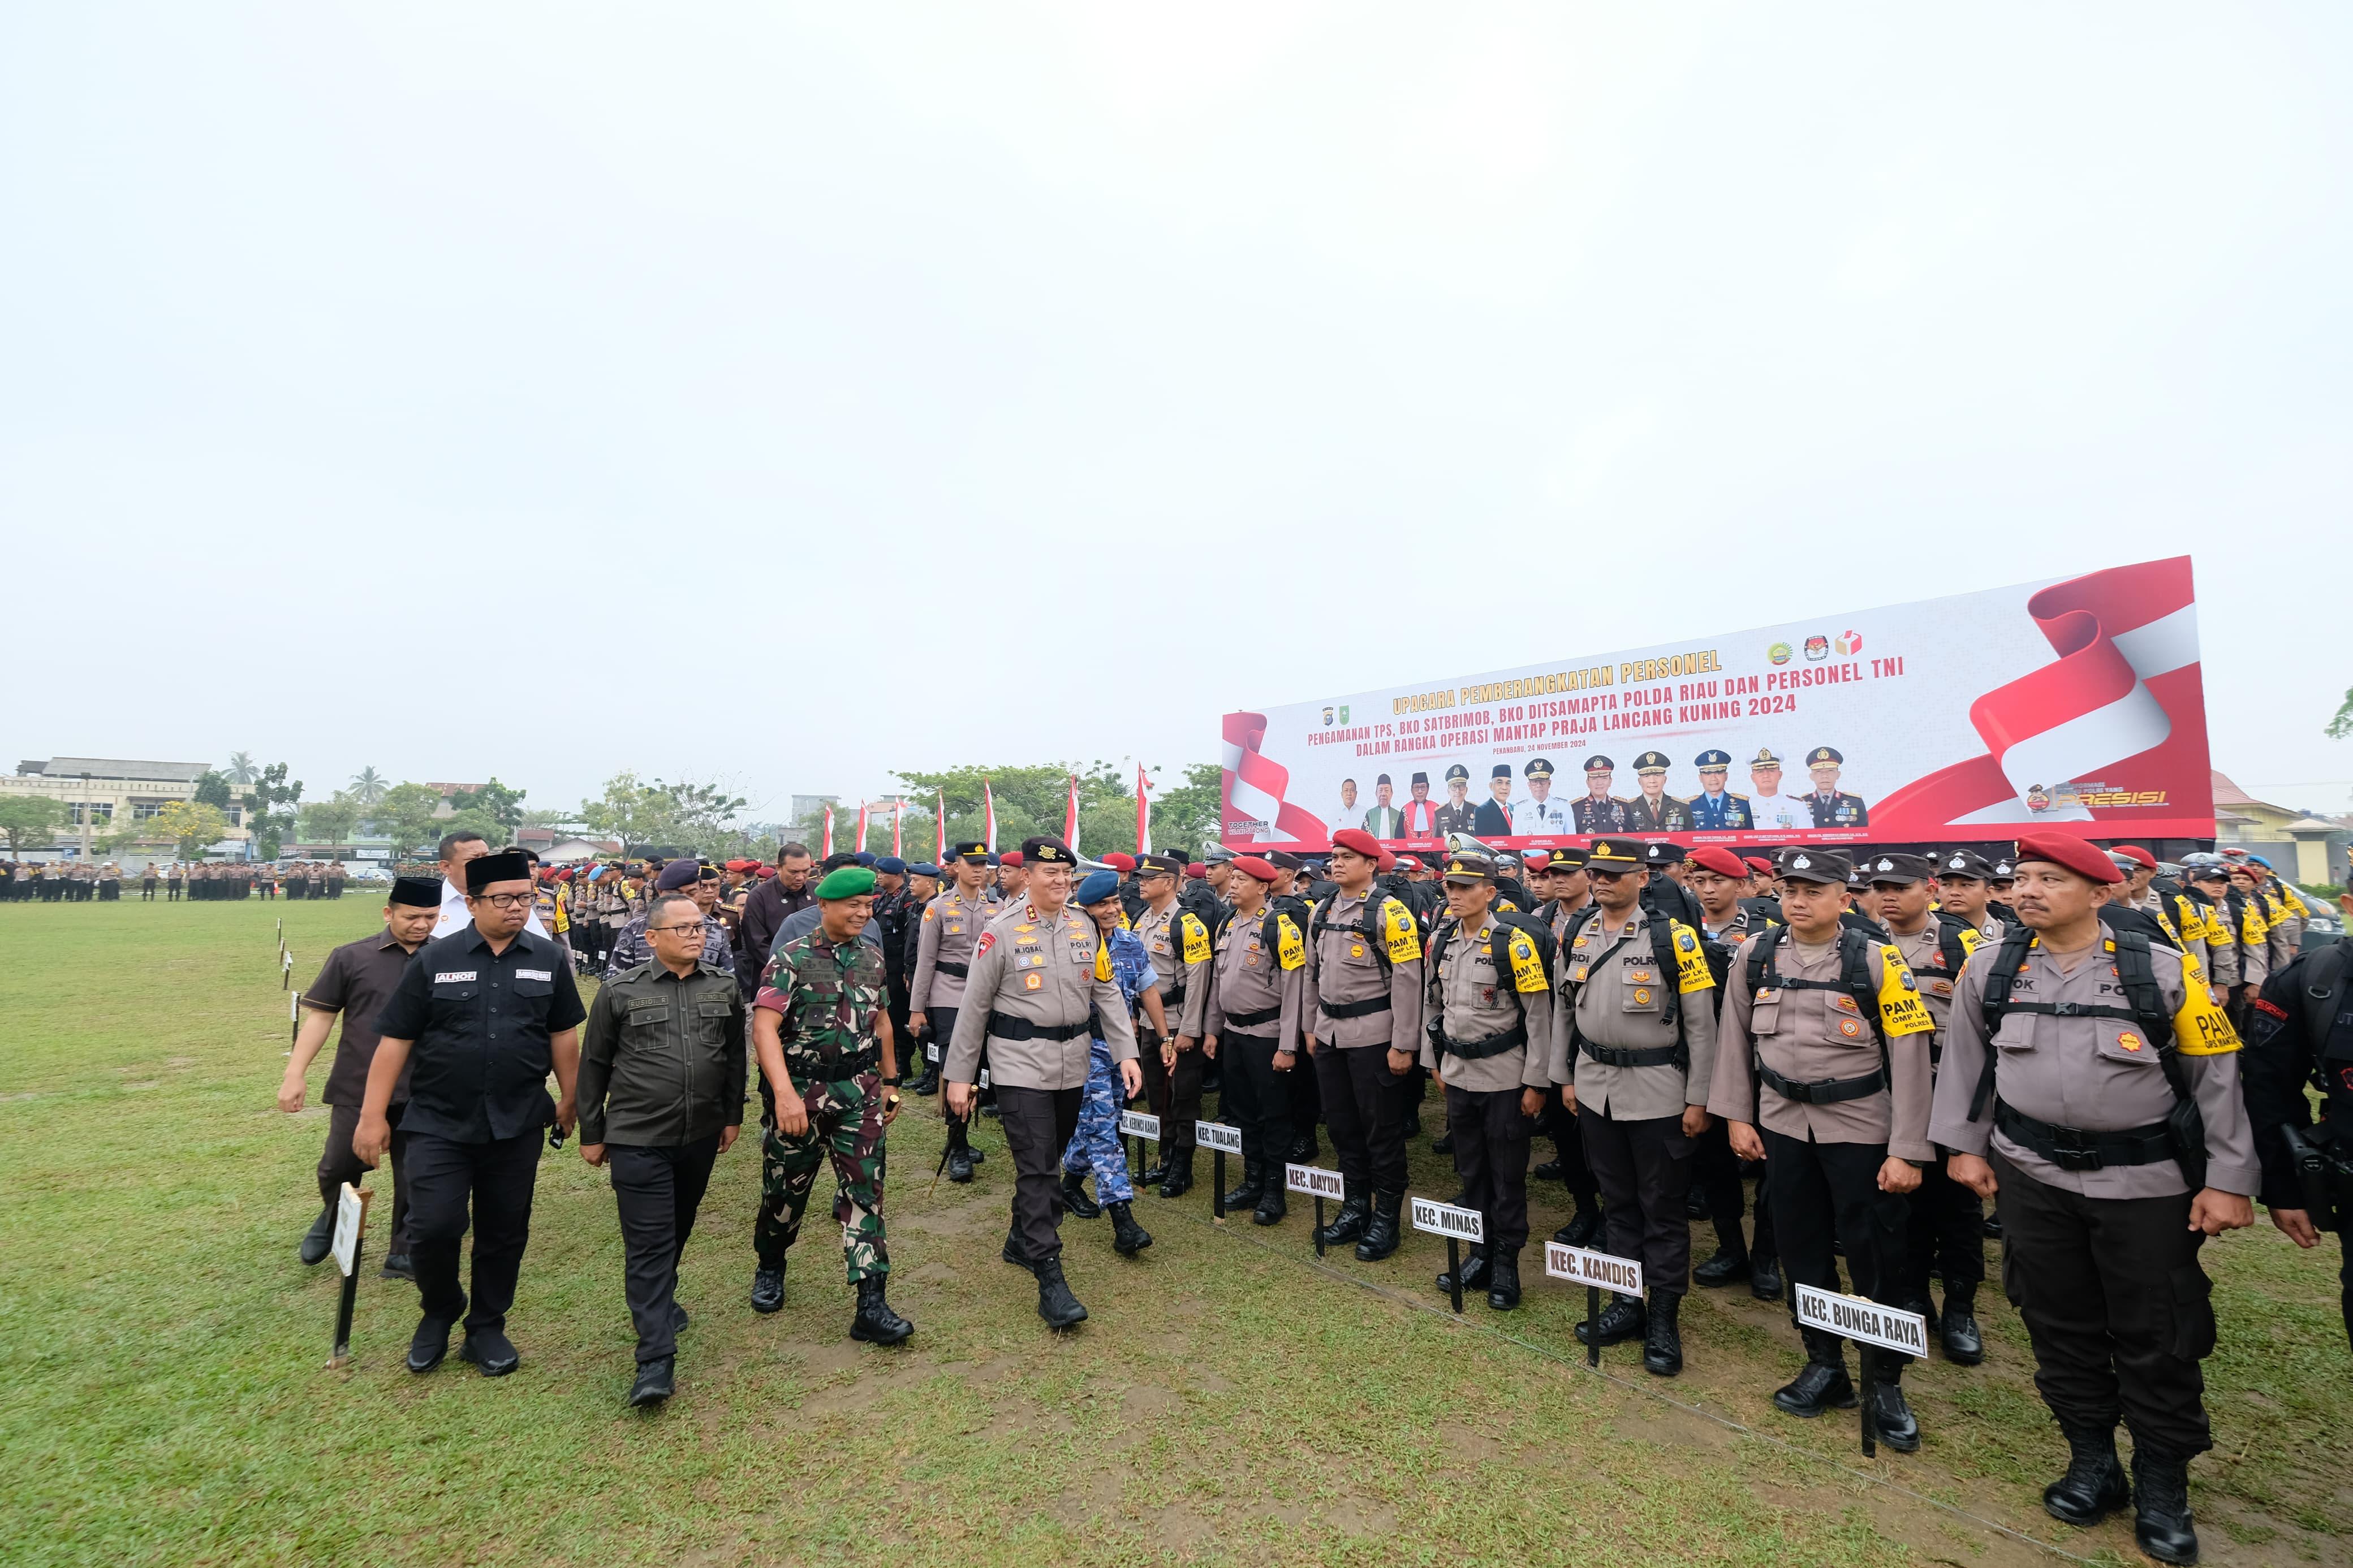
[357,850,585,1377]
[736,844,816,1001]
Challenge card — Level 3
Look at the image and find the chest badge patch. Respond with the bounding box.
[2117,1031,2143,1052]
[1632,987,1652,1006]
[1838,1017,1864,1039]
[1350,943,1365,957]
[1023,972,1043,991]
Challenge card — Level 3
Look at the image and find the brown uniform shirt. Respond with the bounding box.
[1131,899,1211,1039]
[910,885,999,1012]
[1204,904,1307,1054]
[300,928,425,1105]
[1927,934,2260,1199]
[1709,929,1936,1160]
[943,898,1137,1091]
[1421,914,1558,1092]
[1555,906,1718,1120]
[1302,890,1424,1052]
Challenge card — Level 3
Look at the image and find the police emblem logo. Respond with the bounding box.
[1792,856,1812,870]
[1838,1017,1863,1039]
[1877,858,1893,872]
[1023,972,1042,991]
[2117,1031,2143,1052]
[1350,944,1365,957]
[1632,987,1652,1005]
[1676,930,1696,952]
[1899,971,1917,991]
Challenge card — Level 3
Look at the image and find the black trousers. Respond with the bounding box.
[1445,1085,1536,1255]
[1289,1043,1322,1147]
[1993,1151,2215,1456]
[1534,1098,1600,1204]
[1221,1031,1292,1173]
[318,1101,413,1256]
[998,1084,1083,1265]
[1579,1104,1695,1293]
[405,1129,543,1334]
[1694,1117,1775,1262]
[608,1137,720,1364]
[1762,1126,1911,1372]
[1314,1044,1407,1196]
[929,1006,963,1122]
[1901,1152,1985,1307]
[1137,1034,1205,1159]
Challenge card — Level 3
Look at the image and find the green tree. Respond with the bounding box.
[2328,685,2353,741]
[576,773,748,854]
[887,760,1201,859]
[191,771,236,811]
[240,763,304,860]
[372,783,447,857]
[1148,762,1226,858]
[149,801,231,861]
[0,795,67,858]
[348,766,389,806]
[299,793,362,848]
[224,751,258,785]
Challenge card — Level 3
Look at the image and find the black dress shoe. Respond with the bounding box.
[1749,1255,1783,1301]
[1643,1293,1684,1376]
[1940,1300,1984,1365]
[299,1205,335,1266]
[1485,1252,1522,1310]
[1435,1245,1489,1294]
[1430,1133,1453,1155]
[2131,1449,2200,1565]
[1034,1259,1088,1329]
[406,1316,453,1374]
[1772,1360,1856,1417]
[1532,1158,1563,1181]
[380,1252,415,1281]
[1981,1213,2004,1239]
[1552,1204,1602,1250]
[1684,1186,1712,1220]
[629,1357,674,1407]
[671,1302,690,1335]
[850,1276,915,1345]
[1402,1109,1421,1139]
[1692,1248,1751,1288]
[1573,1294,1647,1347]
[750,1265,786,1314]
[1061,1168,1101,1220]
[2043,1424,2128,1527]
[1865,1375,1919,1452]
[1251,1186,1287,1227]
[459,1328,519,1377]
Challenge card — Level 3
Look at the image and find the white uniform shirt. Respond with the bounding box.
[433,875,550,940]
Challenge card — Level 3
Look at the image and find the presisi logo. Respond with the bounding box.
[1767,642,1793,666]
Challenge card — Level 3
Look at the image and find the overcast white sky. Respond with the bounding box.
[5,5,2347,820]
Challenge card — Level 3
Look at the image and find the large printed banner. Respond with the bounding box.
[1221,557,2213,853]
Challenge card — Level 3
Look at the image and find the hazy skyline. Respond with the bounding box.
[6,6,2347,820]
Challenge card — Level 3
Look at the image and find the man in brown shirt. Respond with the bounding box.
[279,875,442,1278]
[1710,846,1935,1448]
[1201,855,1307,1226]
[1129,853,1212,1196]
[910,841,1001,1169]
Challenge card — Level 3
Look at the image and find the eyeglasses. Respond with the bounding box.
[473,891,536,909]
[651,920,709,937]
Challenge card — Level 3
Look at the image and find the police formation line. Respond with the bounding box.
[0,859,355,900]
[281,831,2347,1567]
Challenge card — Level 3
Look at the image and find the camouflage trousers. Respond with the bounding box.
[1059,1038,1135,1204]
[755,1072,890,1282]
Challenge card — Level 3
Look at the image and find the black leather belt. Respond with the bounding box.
[1584,1042,1679,1068]
[934,960,969,979]
[1442,1023,1527,1061]
[1759,1062,1886,1105]
[1321,994,1393,1021]
[1996,1100,2174,1171]
[1224,1004,1281,1029]
[987,1014,1089,1043]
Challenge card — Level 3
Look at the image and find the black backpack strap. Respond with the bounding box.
[1555,905,1606,1066]
[1968,928,2039,1120]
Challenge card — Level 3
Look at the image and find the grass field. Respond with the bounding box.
[2,897,2346,1567]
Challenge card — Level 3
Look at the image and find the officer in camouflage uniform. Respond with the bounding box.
[1059,869,1165,1256]
[748,864,913,1345]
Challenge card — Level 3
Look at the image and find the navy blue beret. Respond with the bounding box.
[875,856,906,875]
[1075,869,1121,905]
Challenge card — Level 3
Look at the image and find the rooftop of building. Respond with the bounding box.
[17,758,212,783]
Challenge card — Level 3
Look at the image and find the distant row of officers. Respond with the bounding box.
[1337,745,1869,837]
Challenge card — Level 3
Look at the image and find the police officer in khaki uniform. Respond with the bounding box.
[1303,828,1425,1260]
[1933,849,2012,943]
[1203,855,1309,1225]
[1422,850,1558,1309]
[1552,837,1718,1373]
[1710,846,1936,1448]
[1128,852,1212,1195]
[944,837,1141,1329]
[912,841,1002,1177]
[1530,846,1605,1246]
[1929,834,2256,1566]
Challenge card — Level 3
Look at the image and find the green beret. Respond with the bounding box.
[816,866,878,900]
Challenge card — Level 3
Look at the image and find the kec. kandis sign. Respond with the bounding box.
[1544,1242,1644,1296]
[1221,557,2212,852]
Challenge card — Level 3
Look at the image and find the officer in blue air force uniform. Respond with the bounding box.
[1686,750,1754,831]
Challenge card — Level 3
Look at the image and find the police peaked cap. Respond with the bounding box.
[1806,746,1844,766]
[1774,848,1850,885]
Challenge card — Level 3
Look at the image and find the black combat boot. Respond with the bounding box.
[1940,1288,1984,1365]
[1551,1200,1602,1250]
[1434,1242,1489,1295]
[1643,1291,1684,1376]
[909,1062,939,1096]
[1864,1352,1919,1452]
[1685,1186,1711,1220]
[298,1203,336,1265]
[628,1356,674,1407]
[2041,1423,2128,1527]
[1107,1201,1152,1256]
[1485,1249,1523,1310]
[1574,1293,1647,1346]
[2131,1448,2200,1565]
[1315,1194,1370,1249]
[1061,1167,1101,1220]
[1692,1247,1751,1288]
[1252,1181,1287,1227]
[1355,1191,1403,1261]
[1749,1253,1783,1301]
[946,1122,976,1184]
[850,1276,914,1345]
[1158,1151,1194,1199]
[1033,1257,1088,1329]
[1772,1334,1856,1416]
[1222,1158,1264,1212]
[1001,1225,1030,1267]
[1138,1150,1170,1187]
[749,1263,785,1315]
[1402,1104,1422,1139]
[1288,1130,1318,1163]
[1430,1131,1453,1155]
[1532,1157,1563,1181]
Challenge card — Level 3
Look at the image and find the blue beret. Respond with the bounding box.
[1075,870,1121,905]
[655,859,701,892]
[908,862,941,878]
[875,856,906,875]
[853,852,877,868]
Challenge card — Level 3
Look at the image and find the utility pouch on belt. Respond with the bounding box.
[2282,1125,2343,1232]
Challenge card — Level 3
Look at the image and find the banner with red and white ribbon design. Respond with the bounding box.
[1221,558,2213,853]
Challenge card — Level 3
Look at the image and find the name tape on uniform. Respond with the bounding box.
[978,1068,991,1090]
[1410,1196,1485,1242]
[925,1041,940,1064]
[1544,1242,1645,1295]
[1794,1284,1928,1357]
[330,1183,365,1277]
[1285,1163,1345,1199]
[1119,1110,1162,1141]
[1195,1120,1244,1155]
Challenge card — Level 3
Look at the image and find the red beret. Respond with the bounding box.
[1690,846,1749,879]
[1101,852,1136,872]
[1184,862,1206,879]
[2014,832,2123,885]
[1743,856,1774,876]
[1377,849,1397,873]
[1330,828,1384,859]
[1523,852,1549,869]
[2112,844,2156,869]
[554,867,574,881]
[756,865,775,878]
[1231,854,1282,884]
[999,851,1024,868]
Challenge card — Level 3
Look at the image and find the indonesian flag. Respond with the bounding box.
[891,802,903,858]
[1063,774,1081,852]
[1221,711,1329,845]
[982,780,997,853]
[1136,763,1152,854]
[855,801,869,855]
[935,788,947,863]
[821,803,834,859]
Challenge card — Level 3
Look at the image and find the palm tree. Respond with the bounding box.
[225,751,258,785]
[349,766,388,806]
